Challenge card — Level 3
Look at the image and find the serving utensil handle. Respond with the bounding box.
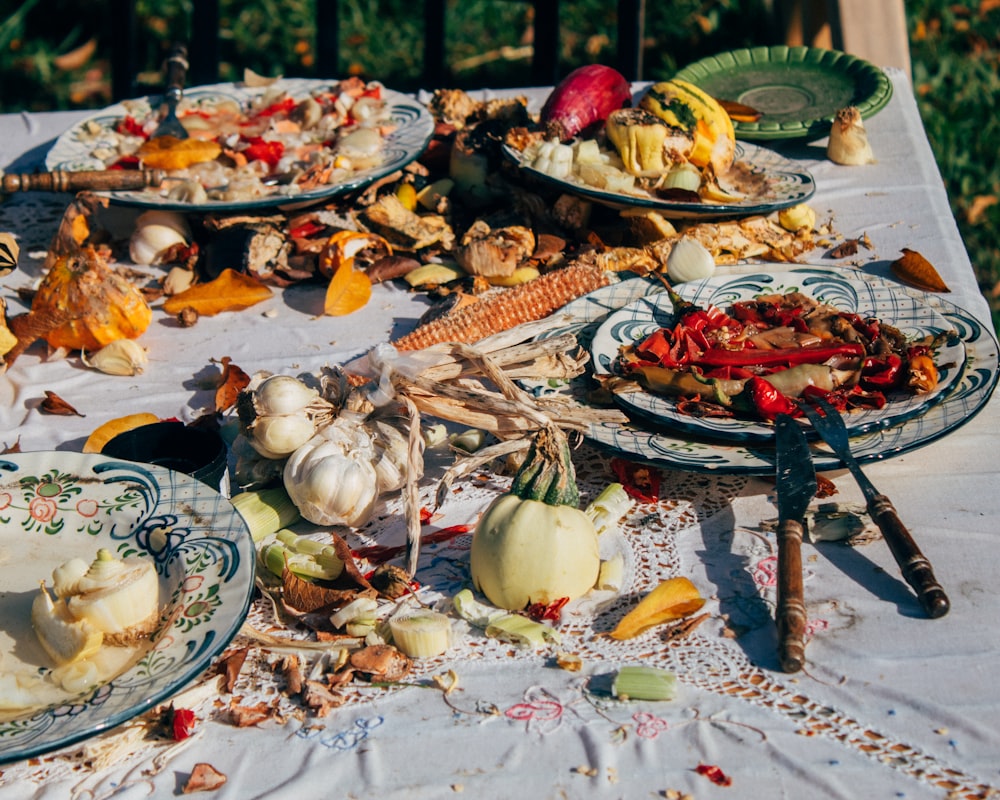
[776,517,807,672]
[2,169,167,193]
[868,494,950,619]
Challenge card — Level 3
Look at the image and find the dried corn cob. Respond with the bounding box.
[392,263,613,351]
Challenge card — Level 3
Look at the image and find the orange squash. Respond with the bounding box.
[32,246,152,351]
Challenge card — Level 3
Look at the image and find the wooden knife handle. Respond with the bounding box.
[2,169,166,194]
[776,517,807,673]
[164,43,188,98]
[868,494,950,619]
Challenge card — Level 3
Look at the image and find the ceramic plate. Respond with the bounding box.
[0,452,254,763]
[525,267,998,474]
[674,46,893,140]
[502,141,814,219]
[45,79,434,212]
[590,270,967,443]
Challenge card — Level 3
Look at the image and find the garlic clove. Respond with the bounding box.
[129,210,191,265]
[81,338,149,376]
[827,106,875,166]
[246,413,318,460]
[163,266,196,295]
[666,237,716,284]
[778,203,818,233]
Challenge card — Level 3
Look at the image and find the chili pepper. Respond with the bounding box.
[246,96,297,120]
[524,596,569,622]
[695,763,732,786]
[242,137,285,168]
[288,219,328,239]
[745,376,799,421]
[109,155,141,170]
[694,341,864,369]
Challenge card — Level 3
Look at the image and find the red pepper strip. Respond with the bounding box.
[115,115,148,138]
[524,596,569,622]
[695,763,732,786]
[109,155,141,170]
[860,353,903,390]
[171,707,197,741]
[245,96,297,120]
[746,376,799,421]
[419,506,434,524]
[242,137,285,168]
[694,341,865,369]
[610,457,661,503]
[288,219,328,239]
[352,524,472,565]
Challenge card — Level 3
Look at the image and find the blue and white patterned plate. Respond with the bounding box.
[502,141,815,219]
[529,266,998,474]
[45,79,433,212]
[590,270,967,443]
[0,452,254,763]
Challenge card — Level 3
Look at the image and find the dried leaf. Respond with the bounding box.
[891,248,951,292]
[2,437,21,454]
[228,700,273,727]
[214,356,251,412]
[349,644,412,681]
[40,390,84,417]
[826,239,859,258]
[182,762,228,793]
[138,136,222,170]
[163,269,273,316]
[609,576,705,640]
[218,646,250,693]
[324,259,372,316]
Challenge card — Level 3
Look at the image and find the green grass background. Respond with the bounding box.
[1,0,998,331]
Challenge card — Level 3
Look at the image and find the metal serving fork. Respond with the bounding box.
[800,397,950,619]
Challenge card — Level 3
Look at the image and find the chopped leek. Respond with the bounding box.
[232,487,302,542]
[389,610,452,658]
[584,483,633,536]
[612,666,678,701]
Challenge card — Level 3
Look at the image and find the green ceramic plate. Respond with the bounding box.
[673,46,893,141]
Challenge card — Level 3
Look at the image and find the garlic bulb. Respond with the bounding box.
[827,106,875,166]
[283,419,379,527]
[370,419,410,493]
[236,373,336,460]
[81,338,148,376]
[129,210,191,265]
[667,237,716,284]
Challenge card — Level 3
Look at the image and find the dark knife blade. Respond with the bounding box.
[774,413,817,672]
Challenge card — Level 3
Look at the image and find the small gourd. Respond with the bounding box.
[32,246,152,351]
[470,425,600,610]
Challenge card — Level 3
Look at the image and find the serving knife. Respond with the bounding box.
[1,168,167,194]
[774,413,817,673]
[801,397,950,619]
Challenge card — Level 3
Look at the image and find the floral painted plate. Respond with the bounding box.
[526,267,998,474]
[0,452,254,764]
[674,46,893,141]
[589,270,967,443]
[45,78,434,212]
[502,141,814,219]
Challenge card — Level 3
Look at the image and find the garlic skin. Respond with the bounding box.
[666,237,716,284]
[129,210,191,265]
[283,419,379,527]
[81,338,149,376]
[370,419,410,494]
[827,106,875,166]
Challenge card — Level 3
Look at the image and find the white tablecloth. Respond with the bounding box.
[1,69,999,800]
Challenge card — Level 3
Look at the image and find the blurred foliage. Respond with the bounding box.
[0,0,997,329]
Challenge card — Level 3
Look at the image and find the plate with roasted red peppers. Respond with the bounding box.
[590,268,967,443]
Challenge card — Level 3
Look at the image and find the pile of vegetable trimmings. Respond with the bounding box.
[613,288,945,422]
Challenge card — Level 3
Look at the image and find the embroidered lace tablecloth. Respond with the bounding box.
[1,70,999,800]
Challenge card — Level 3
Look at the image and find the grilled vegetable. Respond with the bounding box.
[392,263,612,351]
[539,64,632,141]
[640,79,735,173]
